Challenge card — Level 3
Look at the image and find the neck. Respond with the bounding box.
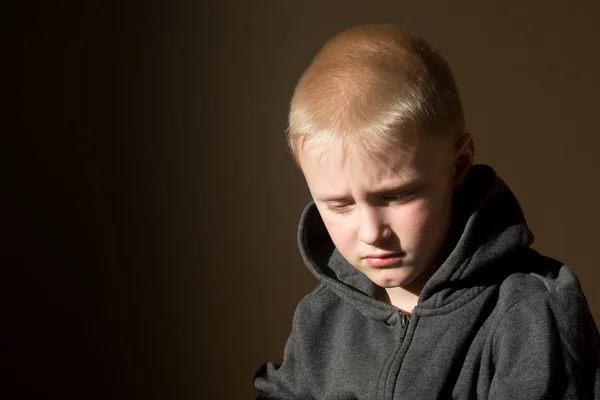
[376,286,418,314]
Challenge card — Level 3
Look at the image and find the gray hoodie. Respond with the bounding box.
[254,165,600,399]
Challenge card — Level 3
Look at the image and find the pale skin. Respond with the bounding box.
[299,132,475,313]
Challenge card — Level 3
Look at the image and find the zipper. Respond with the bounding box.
[399,311,410,342]
[383,310,411,400]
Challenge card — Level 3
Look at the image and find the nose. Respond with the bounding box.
[358,207,391,245]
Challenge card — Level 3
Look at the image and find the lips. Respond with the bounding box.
[363,253,404,268]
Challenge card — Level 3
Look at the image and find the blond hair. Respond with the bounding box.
[288,24,465,166]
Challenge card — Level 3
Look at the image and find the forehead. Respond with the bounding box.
[300,134,452,196]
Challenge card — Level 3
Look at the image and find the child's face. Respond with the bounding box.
[299,133,457,292]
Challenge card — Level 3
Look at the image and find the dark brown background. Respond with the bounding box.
[6,1,600,398]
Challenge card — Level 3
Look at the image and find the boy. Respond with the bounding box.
[254,25,600,399]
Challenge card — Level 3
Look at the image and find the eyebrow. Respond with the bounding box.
[314,179,424,202]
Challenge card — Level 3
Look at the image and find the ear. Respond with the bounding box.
[453,132,475,187]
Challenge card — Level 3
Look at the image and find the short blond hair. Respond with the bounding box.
[288,24,465,165]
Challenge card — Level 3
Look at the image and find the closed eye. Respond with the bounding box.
[384,190,417,204]
[326,202,353,213]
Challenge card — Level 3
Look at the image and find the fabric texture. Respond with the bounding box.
[254,165,600,399]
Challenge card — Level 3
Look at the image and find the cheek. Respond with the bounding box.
[393,199,445,249]
[414,196,453,251]
[319,212,356,253]
[392,205,430,246]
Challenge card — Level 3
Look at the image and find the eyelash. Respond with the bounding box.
[327,203,352,213]
[386,191,417,203]
[326,191,417,213]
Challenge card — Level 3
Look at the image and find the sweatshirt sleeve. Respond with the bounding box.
[253,332,310,399]
[253,291,320,400]
[489,284,600,400]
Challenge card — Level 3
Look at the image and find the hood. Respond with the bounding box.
[296,164,534,321]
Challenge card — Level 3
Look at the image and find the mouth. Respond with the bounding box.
[363,253,405,268]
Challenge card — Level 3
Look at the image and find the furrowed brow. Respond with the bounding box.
[314,179,424,202]
[373,179,423,195]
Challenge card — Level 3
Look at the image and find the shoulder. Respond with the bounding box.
[486,253,600,399]
[496,249,585,313]
[493,250,597,355]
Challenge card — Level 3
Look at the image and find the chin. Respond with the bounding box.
[369,271,414,289]
[378,280,411,289]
